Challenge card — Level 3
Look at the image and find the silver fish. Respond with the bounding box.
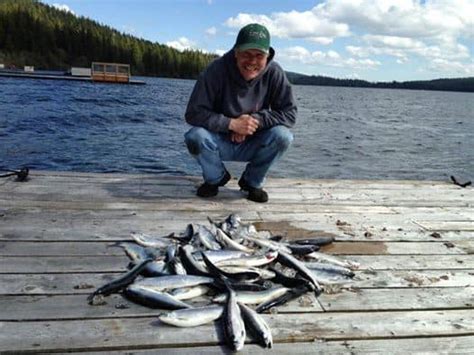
[245,235,292,254]
[215,228,254,253]
[305,251,360,270]
[169,285,209,300]
[159,305,224,327]
[198,225,222,250]
[180,244,210,276]
[130,232,170,249]
[213,286,289,305]
[277,250,323,293]
[223,286,246,351]
[119,242,155,262]
[307,269,355,285]
[194,250,249,263]
[239,302,272,349]
[219,266,276,280]
[133,275,214,292]
[215,250,278,267]
[125,285,191,309]
[304,261,355,277]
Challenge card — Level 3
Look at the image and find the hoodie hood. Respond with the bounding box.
[225,47,276,87]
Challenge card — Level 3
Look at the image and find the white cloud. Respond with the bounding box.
[206,27,217,36]
[429,58,474,76]
[215,49,226,56]
[225,10,350,44]
[166,37,196,52]
[279,46,381,70]
[316,0,473,39]
[52,3,75,15]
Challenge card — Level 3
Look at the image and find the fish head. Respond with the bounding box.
[233,331,246,351]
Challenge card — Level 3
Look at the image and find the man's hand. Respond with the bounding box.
[228,114,259,136]
[231,132,246,143]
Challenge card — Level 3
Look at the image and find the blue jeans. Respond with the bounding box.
[185,126,293,188]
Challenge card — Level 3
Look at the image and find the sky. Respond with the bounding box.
[42,0,473,82]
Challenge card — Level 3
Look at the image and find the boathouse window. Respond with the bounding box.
[118,66,129,74]
[93,63,105,72]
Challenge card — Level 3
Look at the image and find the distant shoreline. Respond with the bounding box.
[285,72,474,93]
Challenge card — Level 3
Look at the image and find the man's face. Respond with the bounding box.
[235,49,268,81]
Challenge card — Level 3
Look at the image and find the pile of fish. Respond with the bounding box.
[87,214,360,351]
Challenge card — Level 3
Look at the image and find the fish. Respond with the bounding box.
[215,228,254,253]
[286,243,320,255]
[228,223,258,242]
[213,286,290,305]
[169,285,209,300]
[223,283,246,351]
[201,252,261,281]
[180,244,211,276]
[305,251,360,270]
[125,285,192,309]
[166,244,187,275]
[306,269,355,285]
[276,250,323,294]
[293,236,335,246]
[140,260,171,277]
[165,224,195,244]
[268,266,313,289]
[256,284,311,313]
[133,275,215,292]
[245,235,292,254]
[219,266,276,280]
[194,250,249,263]
[304,261,355,277]
[213,278,272,292]
[87,258,152,304]
[239,302,272,348]
[130,232,170,249]
[197,224,222,250]
[119,242,157,262]
[215,250,278,267]
[158,305,224,327]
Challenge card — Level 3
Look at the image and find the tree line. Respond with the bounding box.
[0,0,216,78]
[286,73,474,93]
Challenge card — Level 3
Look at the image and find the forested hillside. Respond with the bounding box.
[286,72,474,93]
[0,0,216,78]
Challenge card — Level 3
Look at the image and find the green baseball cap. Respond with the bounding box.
[234,23,270,54]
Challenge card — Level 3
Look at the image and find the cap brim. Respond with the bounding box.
[235,43,269,54]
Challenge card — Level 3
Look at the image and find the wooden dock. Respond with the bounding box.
[0,71,146,85]
[1,171,473,353]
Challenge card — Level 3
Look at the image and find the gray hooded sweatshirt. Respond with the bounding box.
[185,47,297,133]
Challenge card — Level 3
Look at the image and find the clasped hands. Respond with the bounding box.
[228,114,259,143]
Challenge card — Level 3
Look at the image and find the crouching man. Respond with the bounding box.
[184,23,297,203]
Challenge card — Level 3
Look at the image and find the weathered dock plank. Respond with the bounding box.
[84,336,474,355]
[0,310,472,353]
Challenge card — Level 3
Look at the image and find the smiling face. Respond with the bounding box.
[234,49,268,81]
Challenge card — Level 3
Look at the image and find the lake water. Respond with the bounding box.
[0,76,472,181]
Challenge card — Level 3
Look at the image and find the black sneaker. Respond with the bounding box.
[238,177,268,203]
[197,170,231,198]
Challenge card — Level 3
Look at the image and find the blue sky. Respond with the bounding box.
[42,0,473,82]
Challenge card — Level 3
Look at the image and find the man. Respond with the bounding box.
[184,23,297,203]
